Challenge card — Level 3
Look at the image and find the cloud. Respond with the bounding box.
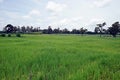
[22,15,31,19]
[29,9,41,16]
[46,1,67,14]
[0,10,41,28]
[3,11,21,19]
[23,9,41,19]
[33,0,40,3]
[48,17,83,30]
[50,17,105,31]
[85,18,105,28]
[59,17,82,24]
[88,18,105,24]
[21,9,42,26]
[2,9,41,20]
[0,0,3,3]
[50,17,82,25]
[84,18,106,31]
[47,15,58,21]
[92,0,112,8]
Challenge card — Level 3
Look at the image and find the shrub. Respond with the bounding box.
[8,34,11,37]
[16,33,21,37]
[0,33,6,37]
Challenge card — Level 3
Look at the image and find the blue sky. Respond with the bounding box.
[0,0,120,31]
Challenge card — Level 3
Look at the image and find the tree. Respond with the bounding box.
[4,24,14,33]
[42,29,48,34]
[13,26,18,33]
[17,26,21,32]
[71,29,80,34]
[108,22,120,37]
[38,27,40,31]
[96,22,106,37]
[80,27,87,36]
[21,26,26,33]
[26,26,30,33]
[62,28,70,34]
[30,26,33,32]
[47,26,53,34]
[94,27,100,34]
[53,28,60,34]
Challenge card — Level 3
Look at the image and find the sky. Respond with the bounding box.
[0,0,120,31]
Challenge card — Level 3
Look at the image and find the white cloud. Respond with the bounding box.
[4,11,21,19]
[84,18,106,31]
[33,0,40,3]
[59,17,82,24]
[92,0,112,8]
[34,0,40,2]
[50,17,106,31]
[2,9,41,20]
[47,16,57,20]
[46,1,67,14]
[29,9,41,16]
[88,18,104,24]
[0,10,41,28]
[48,17,83,30]
[71,17,83,22]
[85,18,105,28]
[0,0,3,3]
[22,15,31,19]
[23,9,41,19]
[50,17,82,26]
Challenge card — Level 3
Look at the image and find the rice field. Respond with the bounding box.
[0,34,120,80]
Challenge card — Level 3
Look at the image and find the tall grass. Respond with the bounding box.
[0,34,120,80]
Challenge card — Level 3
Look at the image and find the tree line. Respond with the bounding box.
[3,25,40,33]
[94,22,120,37]
[0,21,120,37]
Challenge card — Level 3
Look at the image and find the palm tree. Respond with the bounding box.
[96,22,106,37]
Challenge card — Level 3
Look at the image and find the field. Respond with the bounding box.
[0,34,120,80]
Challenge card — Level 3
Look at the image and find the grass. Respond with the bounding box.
[0,34,120,80]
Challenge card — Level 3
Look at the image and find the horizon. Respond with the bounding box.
[0,0,120,31]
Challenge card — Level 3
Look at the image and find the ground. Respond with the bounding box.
[0,34,120,80]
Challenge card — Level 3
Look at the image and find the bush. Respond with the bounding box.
[16,33,21,37]
[0,33,6,37]
[8,34,11,37]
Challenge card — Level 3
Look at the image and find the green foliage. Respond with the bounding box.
[108,22,120,37]
[0,34,120,80]
[5,24,14,33]
[16,33,21,37]
[0,33,6,37]
[8,34,11,37]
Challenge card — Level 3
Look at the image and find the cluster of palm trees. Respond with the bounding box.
[94,21,120,37]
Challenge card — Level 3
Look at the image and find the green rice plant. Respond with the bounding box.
[0,33,6,37]
[0,34,120,80]
[16,33,21,37]
[8,34,11,37]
